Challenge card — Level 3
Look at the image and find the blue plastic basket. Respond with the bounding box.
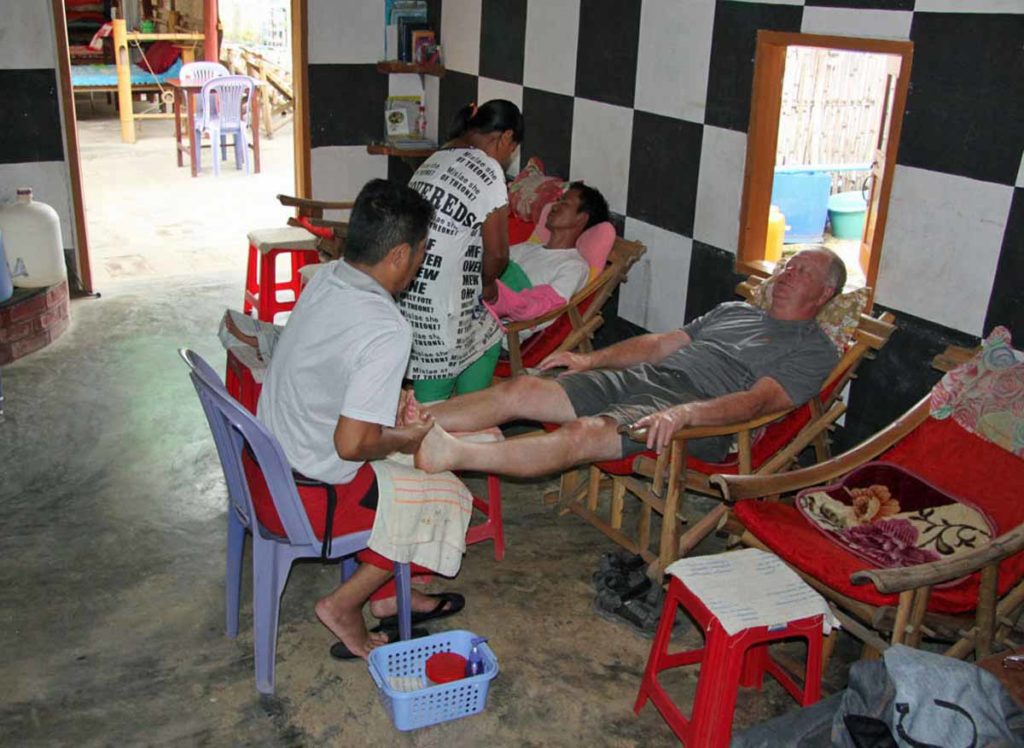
[368,630,499,731]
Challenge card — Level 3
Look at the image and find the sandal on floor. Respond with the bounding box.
[593,568,651,599]
[371,592,465,632]
[329,626,430,660]
[592,589,678,639]
[597,550,647,577]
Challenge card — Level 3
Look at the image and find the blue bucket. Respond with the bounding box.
[827,191,867,240]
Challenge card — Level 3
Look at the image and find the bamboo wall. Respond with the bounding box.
[776,47,894,194]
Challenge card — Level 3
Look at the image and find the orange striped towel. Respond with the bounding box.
[368,454,473,577]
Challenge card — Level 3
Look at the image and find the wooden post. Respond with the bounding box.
[205,0,219,61]
[113,19,135,143]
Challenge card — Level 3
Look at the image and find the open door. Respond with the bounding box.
[859,56,901,279]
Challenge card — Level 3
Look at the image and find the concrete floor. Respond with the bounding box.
[0,107,855,746]
[75,99,296,287]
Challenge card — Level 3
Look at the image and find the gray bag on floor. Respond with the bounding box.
[733,644,1024,747]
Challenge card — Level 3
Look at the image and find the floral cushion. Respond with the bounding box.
[796,462,996,585]
[507,156,567,224]
[750,261,869,351]
[930,326,1024,457]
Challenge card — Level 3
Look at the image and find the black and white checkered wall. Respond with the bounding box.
[0,1,77,260]
[308,0,1023,437]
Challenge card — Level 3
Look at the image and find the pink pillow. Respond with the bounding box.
[529,202,615,274]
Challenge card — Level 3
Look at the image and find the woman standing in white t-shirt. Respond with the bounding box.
[399,99,524,402]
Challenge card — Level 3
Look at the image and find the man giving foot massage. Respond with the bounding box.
[254,179,465,659]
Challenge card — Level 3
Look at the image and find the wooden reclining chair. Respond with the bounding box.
[555,275,896,575]
[712,392,1024,663]
[494,237,647,378]
[277,194,352,260]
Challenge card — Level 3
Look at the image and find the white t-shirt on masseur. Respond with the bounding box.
[258,259,411,485]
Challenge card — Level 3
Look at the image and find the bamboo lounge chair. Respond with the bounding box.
[554,274,896,575]
[712,389,1024,663]
[493,236,647,378]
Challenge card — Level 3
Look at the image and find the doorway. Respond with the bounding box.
[52,0,310,291]
[737,32,913,293]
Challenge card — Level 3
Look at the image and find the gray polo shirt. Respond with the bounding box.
[671,301,838,406]
[258,260,411,485]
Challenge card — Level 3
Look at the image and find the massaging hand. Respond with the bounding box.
[396,388,422,427]
[538,350,592,374]
[631,405,691,454]
[395,413,435,454]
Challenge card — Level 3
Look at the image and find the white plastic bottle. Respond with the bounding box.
[0,188,66,288]
[416,104,427,139]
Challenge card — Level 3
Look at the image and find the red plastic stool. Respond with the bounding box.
[244,226,320,323]
[225,347,267,415]
[635,575,824,747]
[224,349,505,559]
[465,473,505,561]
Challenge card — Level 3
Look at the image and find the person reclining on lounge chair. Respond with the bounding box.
[489,182,611,324]
[413,247,846,477]
[254,179,464,659]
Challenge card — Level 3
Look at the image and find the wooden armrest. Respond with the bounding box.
[621,407,796,444]
[503,267,614,332]
[851,524,1024,594]
[277,194,355,213]
[306,218,349,231]
[932,344,979,373]
[710,395,932,502]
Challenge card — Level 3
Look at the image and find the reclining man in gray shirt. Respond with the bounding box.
[414,247,845,477]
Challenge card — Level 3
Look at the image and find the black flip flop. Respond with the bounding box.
[371,592,465,632]
[329,626,430,660]
[597,551,647,576]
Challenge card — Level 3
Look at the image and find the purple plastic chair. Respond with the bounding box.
[195,75,255,176]
[180,61,229,118]
[179,348,412,694]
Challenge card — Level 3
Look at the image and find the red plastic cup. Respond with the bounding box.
[425,652,468,685]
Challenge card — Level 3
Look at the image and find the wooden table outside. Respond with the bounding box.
[169,78,262,177]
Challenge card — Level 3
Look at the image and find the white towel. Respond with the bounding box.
[368,454,474,578]
[666,548,839,636]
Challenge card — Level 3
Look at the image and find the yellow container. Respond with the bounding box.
[765,204,786,263]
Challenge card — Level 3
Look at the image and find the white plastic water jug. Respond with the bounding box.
[0,188,67,289]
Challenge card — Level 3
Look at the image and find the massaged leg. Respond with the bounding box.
[416,415,622,478]
[425,375,578,432]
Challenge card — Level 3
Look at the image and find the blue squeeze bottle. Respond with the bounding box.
[465,637,488,677]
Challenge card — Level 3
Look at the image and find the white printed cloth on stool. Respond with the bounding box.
[369,454,474,578]
[666,548,839,636]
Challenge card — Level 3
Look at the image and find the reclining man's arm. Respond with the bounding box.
[541,329,692,372]
[632,376,794,453]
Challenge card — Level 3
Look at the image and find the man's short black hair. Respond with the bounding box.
[568,181,610,230]
[345,179,434,265]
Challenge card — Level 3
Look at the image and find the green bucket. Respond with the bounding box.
[140,19,156,33]
[827,191,867,240]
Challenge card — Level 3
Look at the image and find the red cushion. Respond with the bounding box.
[242,453,376,540]
[735,417,1024,614]
[507,213,534,245]
[143,41,180,74]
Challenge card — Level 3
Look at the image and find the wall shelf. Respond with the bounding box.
[376,61,446,78]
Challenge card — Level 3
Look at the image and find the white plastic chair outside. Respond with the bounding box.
[180,61,229,120]
[195,75,255,176]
